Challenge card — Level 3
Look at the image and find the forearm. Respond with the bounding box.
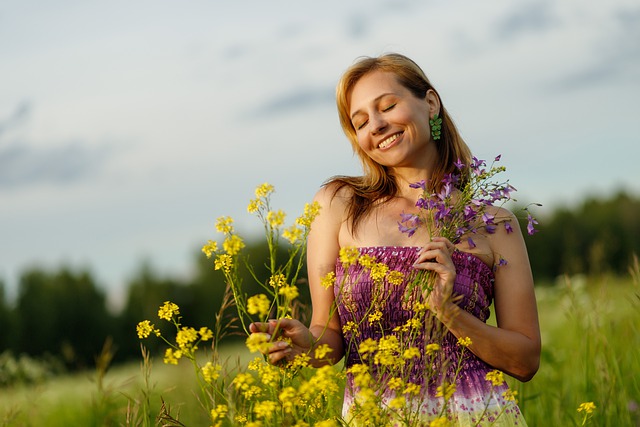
[439,303,540,382]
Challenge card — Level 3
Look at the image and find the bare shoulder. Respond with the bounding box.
[313,181,352,215]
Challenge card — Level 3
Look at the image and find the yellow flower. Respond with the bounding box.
[368,310,382,323]
[269,273,286,288]
[358,338,378,355]
[403,346,421,359]
[233,372,255,391]
[247,294,271,317]
[485,370,505,386]
[296,201,321,228]
[201,240,218,258]
[577,402,596,414]
[176,327,198,350]
[357,254,376,269]
[245,332,270,353]
[430,417,450,427]
[210,404,228,422]
[255,182,275,198]
[457,336,472,347]
[214,254,233,273]
[386,270,405,285]
[320,271,336,289]
[254,400,278,419]
[199,327,213,341]
[502,389,518,402]
[279,386,297,413]
[289,353,311,369]
[158,301,179,321]
[342,321,358,335]
[339,247,360,267]
[283,225,303,244]
[279,285,299,300]
[370,262,389,281]
[426,343,441,355]
[436,383,456,400]
[388,377,404,390]
[403,382,421,395]
[163,348,182,365]
[247,198,262,213]
[136,320,155,339]
[201,362,222,383]
[314,344,332,360]
[223,235,245,255]
[388,396,406,409]
[267,209,286,228]
[215,216,234,234]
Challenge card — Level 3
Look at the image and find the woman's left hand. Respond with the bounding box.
[413,236,457,320]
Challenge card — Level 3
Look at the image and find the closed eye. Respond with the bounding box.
[356,120,368,130]
[382,103,396,112]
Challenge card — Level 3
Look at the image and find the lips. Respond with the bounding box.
[378,132,402,149]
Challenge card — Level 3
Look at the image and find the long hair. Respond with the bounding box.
[328,53,472,234]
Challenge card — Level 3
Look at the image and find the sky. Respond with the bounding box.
[1,0,639,308]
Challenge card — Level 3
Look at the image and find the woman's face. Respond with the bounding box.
[348,70,439,170]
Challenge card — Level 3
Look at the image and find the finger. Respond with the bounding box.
[267,347,292,365]
[249,322,270,334]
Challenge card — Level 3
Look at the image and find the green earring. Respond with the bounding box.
[429,114,442,141]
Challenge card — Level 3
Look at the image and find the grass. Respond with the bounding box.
[1,273,639,426]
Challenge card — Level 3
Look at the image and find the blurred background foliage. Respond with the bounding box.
[0,190,638,384]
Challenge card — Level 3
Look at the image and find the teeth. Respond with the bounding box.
[379,134,398,149]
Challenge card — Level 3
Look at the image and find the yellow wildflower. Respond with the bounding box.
[215,216,234,234]
[214,254,233,273]
[370,262,389,281]
[279,285,299,300]
[368,310,382,323]
[246,422,263,427]
[279,386,297,413]
[315,421,338,427]
[502,389,518,402]
[245,333,271,354]
[283,225,303,244]
[485,370,505,386]
[269,273,286,288]
[201,240,218,258]
[388,377,404,390]
[403,382,421,395]
[339,247,360,266]
[314,344,332,360]
[223,234,245,255]
[342,320,358,335]
[358,338,378,356]
[320,271,336,289]
[257,363,281,387]
[247,294,271,317]
[426,343,441,355]
[210,404,228,422]
[577,401,596,414]
[436,383,456,401]
[158,301,179,321]
[201,362,222,383]
[457,336,472,347]
[255,182,274,198]
[386,270,405,285]
[389,395,406,409]
[163,348,182,365]
[176,327,198,350]
[247,198,262,213]
[403,346,421,359]
[358,254,376,269]
[136,320,155,339]
[289,352,311,369]
[267,209,286,228]
[199,327,213,341]
[254,400,278,419]
[296,201,321,228]
[233,372,255,391]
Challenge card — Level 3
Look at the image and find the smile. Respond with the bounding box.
[378,133,402,149]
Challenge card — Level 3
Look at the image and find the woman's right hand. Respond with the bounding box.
[249,318,315,365]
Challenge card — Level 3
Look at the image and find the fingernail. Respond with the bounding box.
[277,341,289,349]
[283,348,292,354]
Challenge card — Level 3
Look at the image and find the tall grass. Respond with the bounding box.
[1,270,638,426]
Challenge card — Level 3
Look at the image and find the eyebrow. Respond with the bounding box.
[350,92,395,121]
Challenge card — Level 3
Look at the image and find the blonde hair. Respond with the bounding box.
[329,53,472,233]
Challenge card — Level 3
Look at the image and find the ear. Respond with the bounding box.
[425,89,441,118]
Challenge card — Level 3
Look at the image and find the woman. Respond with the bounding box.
[250,53,540,426]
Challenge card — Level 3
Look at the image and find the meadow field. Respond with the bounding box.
[1,272,638,427]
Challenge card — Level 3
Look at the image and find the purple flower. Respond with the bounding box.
[494,154,502,162]
[463,205,477,221]
[526,214,539,235]
[504,221,513,234]
[482,212,495,225]
[409,180,426,190]
[398,222,418,237]
[467,237,476,248]
[454,159,465,170]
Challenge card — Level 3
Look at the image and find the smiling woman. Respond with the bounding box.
[250,53,541,426]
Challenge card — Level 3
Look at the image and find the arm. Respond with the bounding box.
[250,184,346,367]
[419,209,541,382]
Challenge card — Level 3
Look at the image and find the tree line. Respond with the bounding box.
[0,190,638,374]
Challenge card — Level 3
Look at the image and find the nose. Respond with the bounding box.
[369,113,388,135]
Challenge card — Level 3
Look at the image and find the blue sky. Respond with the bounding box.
[1,0,639,308]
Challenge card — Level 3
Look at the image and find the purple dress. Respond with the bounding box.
[334,246,527,426]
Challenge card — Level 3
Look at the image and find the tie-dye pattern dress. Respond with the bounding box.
[334,246,527,426]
